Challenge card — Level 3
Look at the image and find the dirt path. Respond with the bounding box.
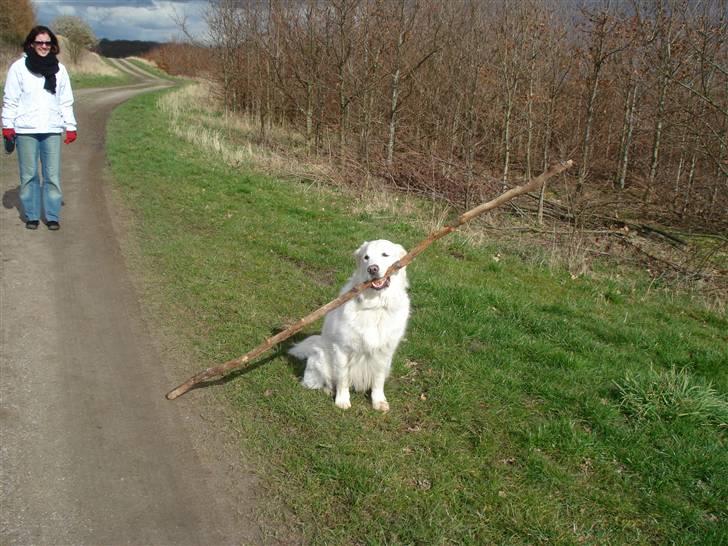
[1,63,262,545]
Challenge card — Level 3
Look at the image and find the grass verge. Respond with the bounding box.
[71,72,132,89]
[107,88,727,545]
[127,56,179,81]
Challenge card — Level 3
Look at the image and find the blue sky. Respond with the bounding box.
[33,0,209,42]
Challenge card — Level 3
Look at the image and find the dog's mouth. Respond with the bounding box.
[370,276,390,290]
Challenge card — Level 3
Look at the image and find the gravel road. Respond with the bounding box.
[1,61,263,545]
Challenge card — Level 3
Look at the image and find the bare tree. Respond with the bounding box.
[643,0,686,202]
[575,1,632,195]
[384,0,441,165]
[676,0,728,219]
[329,0,360,161]
[489,0,541,189]
[53,15,97,64]
[538,21,572,223]
[613,10,647,191]
[205,0,247,115]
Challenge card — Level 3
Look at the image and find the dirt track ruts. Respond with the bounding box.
[1,61,262,545]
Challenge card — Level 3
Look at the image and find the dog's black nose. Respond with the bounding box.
[367,264,379,276]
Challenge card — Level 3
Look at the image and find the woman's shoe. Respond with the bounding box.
[47,221,60,231]
[25,220,39,230]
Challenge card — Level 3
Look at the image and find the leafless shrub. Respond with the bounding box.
[193,0,726,236]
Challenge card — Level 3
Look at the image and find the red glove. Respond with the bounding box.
[2,128,15,140]
[64,130,77,144]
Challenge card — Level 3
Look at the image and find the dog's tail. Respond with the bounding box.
[288,335,323,360]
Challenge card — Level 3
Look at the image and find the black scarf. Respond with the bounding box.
[25,50,59,94]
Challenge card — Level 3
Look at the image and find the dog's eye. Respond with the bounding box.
[382,253,389,257]
[363,255,369,260]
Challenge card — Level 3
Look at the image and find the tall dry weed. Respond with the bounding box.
[1,44,21,84]
[158,80,335,186]
[56,36,119,76]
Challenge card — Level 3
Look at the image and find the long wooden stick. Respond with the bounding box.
[166,160,573,400]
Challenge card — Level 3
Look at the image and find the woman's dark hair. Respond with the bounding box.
[23,26,60,55]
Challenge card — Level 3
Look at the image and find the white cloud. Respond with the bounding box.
[33,0,208,42]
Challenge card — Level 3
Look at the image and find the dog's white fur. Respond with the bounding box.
[289,240,410,411]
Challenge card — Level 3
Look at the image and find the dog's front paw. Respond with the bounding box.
[372,399,390,412]
[335,387,351,409]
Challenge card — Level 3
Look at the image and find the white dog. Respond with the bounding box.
[289,240,410,411]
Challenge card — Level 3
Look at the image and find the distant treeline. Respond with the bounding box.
[95,39,162,58]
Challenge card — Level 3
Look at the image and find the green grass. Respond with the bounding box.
[71,72,132,89]
[107,89,728,545]
[126,58,179,81]
[615,367,727,426]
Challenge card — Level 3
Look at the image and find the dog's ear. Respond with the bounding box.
[354,241,369,260]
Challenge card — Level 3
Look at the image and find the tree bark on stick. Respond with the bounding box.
[166,160,574,400]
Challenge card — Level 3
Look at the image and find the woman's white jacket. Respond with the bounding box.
[2,55,77,134]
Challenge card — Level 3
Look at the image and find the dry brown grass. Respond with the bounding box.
[63,50,119,76]
[56,36,120,76]
[158,80,337,190]
[0,44,21,83]
[127,56,158,68]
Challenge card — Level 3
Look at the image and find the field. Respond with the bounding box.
[106,87,727,544]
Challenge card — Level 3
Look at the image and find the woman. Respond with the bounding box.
[2,25,77,230]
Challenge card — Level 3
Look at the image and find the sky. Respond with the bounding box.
[33,0,209,42]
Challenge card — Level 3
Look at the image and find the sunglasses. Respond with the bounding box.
[33,40,52,46]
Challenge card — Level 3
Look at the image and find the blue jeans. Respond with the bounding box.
[16,133,63,222]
